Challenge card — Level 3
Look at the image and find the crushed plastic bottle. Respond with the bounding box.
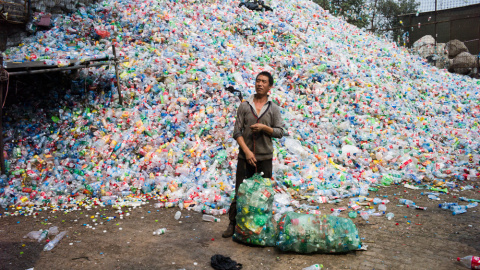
[43,231,67,251]
[360,211,370,221]
[153,228,167,235]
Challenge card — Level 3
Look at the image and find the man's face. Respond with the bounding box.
[255,75,272,95]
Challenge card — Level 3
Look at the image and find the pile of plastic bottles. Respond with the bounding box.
[1,0,479,214]
[233,174,276,246]
[276,212,361,253]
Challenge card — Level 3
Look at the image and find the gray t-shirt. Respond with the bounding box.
[232,94,284,161]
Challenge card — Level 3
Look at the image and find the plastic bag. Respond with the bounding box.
[276,212,361,253]
[233,174,276,246]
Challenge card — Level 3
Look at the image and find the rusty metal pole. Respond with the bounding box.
[112,44,123,106]
[27,0,31,23]
[0,56,5,174]
[409,14,412,47]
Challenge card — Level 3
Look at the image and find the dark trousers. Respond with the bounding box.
[227,158,273,224]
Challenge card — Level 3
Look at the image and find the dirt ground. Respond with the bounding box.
[1,182,479,270]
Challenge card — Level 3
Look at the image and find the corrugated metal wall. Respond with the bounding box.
[400,4,480,55]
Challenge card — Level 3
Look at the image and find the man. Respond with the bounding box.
[222,71,284,238]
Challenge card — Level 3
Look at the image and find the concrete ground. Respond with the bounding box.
[1,183,479,270]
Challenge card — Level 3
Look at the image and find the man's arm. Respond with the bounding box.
[236,136,256,166]
[233,103,257,167]
[269,105,284,138]
[232,103,245,140]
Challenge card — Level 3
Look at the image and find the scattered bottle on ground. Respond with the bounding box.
[202,214,220,222]
[43,231,67,251]
[378,202,386,212]
[153,228,167,235]
[457,256,480,269]
[399,199,415,206]
[439,202,458,209]
[302,264,323,270]
[174,211,181,220]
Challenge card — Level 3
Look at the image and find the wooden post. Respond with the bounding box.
[112,44,123,106]
[0,56,5,174]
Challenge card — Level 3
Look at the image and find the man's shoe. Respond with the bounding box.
[222,223,235,238]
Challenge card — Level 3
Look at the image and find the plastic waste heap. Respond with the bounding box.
[0,0,479,216]
[233,174,276,246]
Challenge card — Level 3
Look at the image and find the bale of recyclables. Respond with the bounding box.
[233,174,276,246]
[276,212,361,253]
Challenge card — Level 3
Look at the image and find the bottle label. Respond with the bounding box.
[399,158,412,169]
[262,189,271,199]
[473,256,480,269]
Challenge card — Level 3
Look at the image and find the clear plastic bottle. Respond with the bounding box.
[330,209,341,217]
[378,202,386,212]
[202,214,220,222]
[174,211,182,220]
[360,211,369,221]
[302,264,323,270]
[439,202,458,209]
[44,231,67,251]
[153,228,167,235]
[399,199,415,206]
[457,256,480,269]
[451,205,469,213]
[453,208,467,215]
[468,202,479,208]
[38,230,48,242]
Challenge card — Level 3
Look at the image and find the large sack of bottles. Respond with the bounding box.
[233,174,276,246]
[276,212,361,253]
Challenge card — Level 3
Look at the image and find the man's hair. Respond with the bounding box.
[256,71,274,86]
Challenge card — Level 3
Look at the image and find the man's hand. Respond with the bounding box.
[250,123,273,136]
[250,123,266,133]
[245,149,257,167]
